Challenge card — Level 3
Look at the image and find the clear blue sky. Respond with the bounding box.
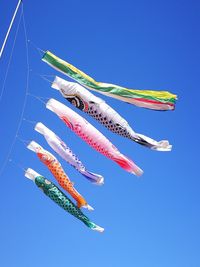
[0,1,199,266]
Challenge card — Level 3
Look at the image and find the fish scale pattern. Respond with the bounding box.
[73,124,112,158]
[66,95,132,139]
[35,175,95,228]
[53,78,171,151]
[37,150,87,208]
[86,105,132,138]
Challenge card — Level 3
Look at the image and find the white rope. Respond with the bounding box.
[0,7,23,102]
[9,158,26,172]
[39,74,53,84]
[0,4,30,177]
[23,118,37,125]
[28,40,45,57]
[16,135,30,146]
[27,92,49,105]
[0,0,22,58]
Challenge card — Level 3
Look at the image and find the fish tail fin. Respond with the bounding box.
[80,169,104,185]
[82,204,94,211]
[113,153,143,176]
[85,221,104,232]
[77,199,94,211]
[131,133,172,151]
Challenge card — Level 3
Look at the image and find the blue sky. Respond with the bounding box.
[0,0,200,266]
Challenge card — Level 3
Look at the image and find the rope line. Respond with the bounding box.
[16,135,30,146]
[23,118,37,125]
[9,158,26,172]
[27,92,48,105]
[0,7,23,102]
[0,0,22,58]
[39,74,53,84]
[28,71,53,84]
[28,39,45,57]
[0,4,30,177]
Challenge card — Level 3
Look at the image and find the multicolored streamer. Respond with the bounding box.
[42,51,177,111]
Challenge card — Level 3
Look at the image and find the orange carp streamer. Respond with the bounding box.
[27,141,93,210]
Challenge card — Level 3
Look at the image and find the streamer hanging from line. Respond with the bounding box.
[27,140,93,210]
[25,168,104,232]
[42,50,177,111]
[52,76,172,151]
[34,122,104,185]
[46,98,143,176]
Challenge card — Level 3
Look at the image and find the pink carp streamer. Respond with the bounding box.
[46,98,143,176]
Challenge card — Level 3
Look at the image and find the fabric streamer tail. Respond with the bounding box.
[80,169,104,185]
[130,132,172,151]
[82,204,94,211]
[25,167,39,181]
[42,51,177,111]
[84,221,104,232]
[112,153,143,176]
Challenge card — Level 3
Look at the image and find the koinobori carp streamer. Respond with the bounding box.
[52,76,172,151]
[25,168,104,232]
[27,141,93,210]
[42,51,177,111]
[46,98,143,176]
[34,122,104,184]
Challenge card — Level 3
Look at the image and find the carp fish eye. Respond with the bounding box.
[66,95,85,111]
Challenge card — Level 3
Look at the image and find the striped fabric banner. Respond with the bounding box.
[42,51,177,111]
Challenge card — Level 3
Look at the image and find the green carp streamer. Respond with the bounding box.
[25,168,104,232]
